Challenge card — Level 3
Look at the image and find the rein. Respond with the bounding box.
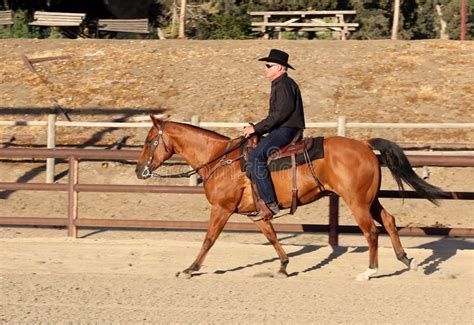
[141,121,248,180]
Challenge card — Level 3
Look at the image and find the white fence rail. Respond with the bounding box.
[1,115,473,184]
[1,119,474,129]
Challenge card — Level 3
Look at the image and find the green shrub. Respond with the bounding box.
[193,11,253,39]
[47,27,62,39]
[0,10,40,39]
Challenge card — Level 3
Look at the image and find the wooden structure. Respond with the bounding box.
[0,10,13,26]
[97,19,149,36]
[250,10,359,40]
[29,11,86,27]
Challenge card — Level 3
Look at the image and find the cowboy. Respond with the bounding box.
[242,49,305,219]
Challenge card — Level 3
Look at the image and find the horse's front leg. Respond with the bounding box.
[253,219,289,278]
[177,204,232,279]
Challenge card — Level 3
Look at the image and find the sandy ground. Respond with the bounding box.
[1,230,473,323]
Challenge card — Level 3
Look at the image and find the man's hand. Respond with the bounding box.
[242,125,255,138]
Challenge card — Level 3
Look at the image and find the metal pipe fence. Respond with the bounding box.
[0,147,473,244]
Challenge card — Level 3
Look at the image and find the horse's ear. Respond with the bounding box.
[150,114,162,128]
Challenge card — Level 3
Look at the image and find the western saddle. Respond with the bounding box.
[245,129,313,219]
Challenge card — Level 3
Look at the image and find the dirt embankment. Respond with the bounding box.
[0,39,472,145]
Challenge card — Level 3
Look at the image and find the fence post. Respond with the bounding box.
[337,115,347,137]
[46,113,56,183]
[189,115,200,186]
[67,156,79,238]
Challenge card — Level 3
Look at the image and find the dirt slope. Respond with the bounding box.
[0,39,473,145]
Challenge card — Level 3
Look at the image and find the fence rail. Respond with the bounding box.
[0,148,473,166]
[2,115,473,182]
[1,118,474,129]
[0,147,473,243]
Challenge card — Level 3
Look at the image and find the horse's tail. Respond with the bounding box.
[367,138,444,205]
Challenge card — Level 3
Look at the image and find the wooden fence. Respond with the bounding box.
[1,115,473,184]
[0,147,473,244]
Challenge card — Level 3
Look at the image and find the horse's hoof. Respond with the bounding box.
[176,271,193,279]
[275,270,288,278]
[356,268,378,281]
[410,258,418,271]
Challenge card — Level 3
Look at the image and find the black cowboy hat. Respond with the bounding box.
[258,49,295,70]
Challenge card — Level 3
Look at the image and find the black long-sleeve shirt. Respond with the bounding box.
[254,73,305,135]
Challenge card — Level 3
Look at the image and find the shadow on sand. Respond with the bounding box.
[416,237,474,275]
[214,245,323,276]
[213,236,473,278]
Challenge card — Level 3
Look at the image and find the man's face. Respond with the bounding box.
[264,62,284,80]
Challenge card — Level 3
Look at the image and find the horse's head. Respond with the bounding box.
[135,115,175,179]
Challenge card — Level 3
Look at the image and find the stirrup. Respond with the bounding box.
[248,201,280,222]
[248,210,273,222]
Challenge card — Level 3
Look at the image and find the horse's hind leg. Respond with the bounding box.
[347,203,380,281]
[177,204,232,279]
[253,219,289,278]
[371,199,418,270]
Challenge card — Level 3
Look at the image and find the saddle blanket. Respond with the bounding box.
[240,136,324,175]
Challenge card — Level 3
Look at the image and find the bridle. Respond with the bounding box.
[140,121,170,178]
[140,121,248,180]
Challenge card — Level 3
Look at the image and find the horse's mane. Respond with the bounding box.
[172,121,230,141]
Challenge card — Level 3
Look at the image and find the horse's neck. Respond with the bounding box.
[171,124,229,170]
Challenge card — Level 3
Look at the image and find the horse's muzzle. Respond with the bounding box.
[135,165,151,179]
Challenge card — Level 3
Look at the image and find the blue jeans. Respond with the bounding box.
[248,127,300,204]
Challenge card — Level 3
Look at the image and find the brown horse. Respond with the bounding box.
[136,116,444,280]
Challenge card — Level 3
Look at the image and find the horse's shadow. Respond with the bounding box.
[213,227,370,276]
[295,246,353,276]
[214,244,323,276]
[416,237,474,275]
[214,240,354,277]
[213,237,474,278]
[361,237,473,279]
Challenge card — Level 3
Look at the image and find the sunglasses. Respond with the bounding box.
[265,64,277,69]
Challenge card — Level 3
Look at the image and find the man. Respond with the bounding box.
[242,49,305,219]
